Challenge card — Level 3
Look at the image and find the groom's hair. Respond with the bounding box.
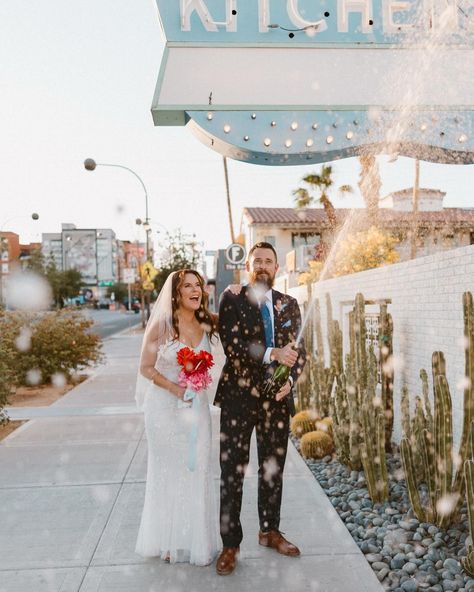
[248,241,278,262]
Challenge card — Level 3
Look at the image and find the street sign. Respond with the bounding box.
[142,280,155,291]
[141,261,158,281]
[225,243,246,265]
[225,243,246,270]
[123,268,135,284]
[99,281,114,287]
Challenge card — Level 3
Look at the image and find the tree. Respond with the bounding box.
[293,165,353,231]
[26,249,83,308]
[154,230,201,292]
[106,282,129,303]
[332,226,400,277]
[358,155,381,225]
[298,226,400,284]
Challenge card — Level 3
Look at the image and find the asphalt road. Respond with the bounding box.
[83,308,142,339]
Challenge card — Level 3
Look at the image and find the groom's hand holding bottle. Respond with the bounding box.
[269,342,298,402]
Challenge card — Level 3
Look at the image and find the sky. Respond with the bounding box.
[1,0,473,254]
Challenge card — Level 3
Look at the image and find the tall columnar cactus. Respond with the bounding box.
[462,459,474,576]
[401,292,474,528]
[360,347,389,502]
[329,293,389,495]
[461,422,474,575]
[305,296,340,417]
[297,300,313,411]
[379,304,394,451]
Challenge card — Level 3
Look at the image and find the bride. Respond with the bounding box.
[134,269,223,566]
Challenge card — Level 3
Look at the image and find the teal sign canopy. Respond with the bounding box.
[152,1,474,165]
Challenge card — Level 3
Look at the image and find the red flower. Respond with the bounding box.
[177,347,214,376]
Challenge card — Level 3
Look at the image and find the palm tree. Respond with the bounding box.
[293,165,353,231]
[358,155,381,225]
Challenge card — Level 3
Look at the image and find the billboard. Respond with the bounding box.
[62,229,97,286]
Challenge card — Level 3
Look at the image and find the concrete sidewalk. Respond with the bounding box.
[0,330,383,592]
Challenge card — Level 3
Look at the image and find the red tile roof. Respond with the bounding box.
[243,207,474,229]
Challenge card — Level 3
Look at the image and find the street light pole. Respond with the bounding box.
[83,159,151,261]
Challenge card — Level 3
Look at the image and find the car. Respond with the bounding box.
[122,298,141,313]
[96,298,113,310]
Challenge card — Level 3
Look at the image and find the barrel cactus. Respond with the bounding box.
[300,430,334,459]
[316,416,333,436]
[290,409,319,438]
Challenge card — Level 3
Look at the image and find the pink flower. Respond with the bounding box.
[176,347,214,393]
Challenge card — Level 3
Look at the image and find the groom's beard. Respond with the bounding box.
[249,270,274,290]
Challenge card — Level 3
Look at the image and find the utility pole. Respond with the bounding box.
[410,159,420,259]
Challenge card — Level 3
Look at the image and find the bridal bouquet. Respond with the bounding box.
[176,347,214,405]
[176,347,214,470]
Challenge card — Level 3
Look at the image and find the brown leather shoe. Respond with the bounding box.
[258,530,300,556]
[216,546,240,575]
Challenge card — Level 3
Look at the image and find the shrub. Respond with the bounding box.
[0,309,104,387]
[0,311,23,406]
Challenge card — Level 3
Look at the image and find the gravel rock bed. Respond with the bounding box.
[293,438,474,592]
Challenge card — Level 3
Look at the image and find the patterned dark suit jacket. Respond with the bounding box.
[215,285,306,413]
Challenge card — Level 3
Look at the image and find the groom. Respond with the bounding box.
[215,242,306,575]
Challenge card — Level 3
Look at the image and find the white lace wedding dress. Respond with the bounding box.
[135,333,221,565]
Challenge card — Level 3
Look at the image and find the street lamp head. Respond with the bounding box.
[31,213,39,220]
[84,158,97,171]
[135,218,143,225]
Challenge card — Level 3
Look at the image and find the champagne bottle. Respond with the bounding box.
[264,363,290,395]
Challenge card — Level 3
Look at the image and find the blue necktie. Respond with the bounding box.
[260,300,274,348]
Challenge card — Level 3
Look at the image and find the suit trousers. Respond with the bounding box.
[219,399,290,548]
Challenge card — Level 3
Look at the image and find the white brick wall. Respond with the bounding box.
[284,244,474,448]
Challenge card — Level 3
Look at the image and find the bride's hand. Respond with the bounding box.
[172,384,186,399]
[226,284,242,295]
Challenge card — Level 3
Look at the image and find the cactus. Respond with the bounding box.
[359,346,389,502]
[462,459,474,576]
[316,416,333,436]
[290,410,319,438]
[300,430,334,459]
[379,304,394,451]
[329,371,352,466]
[461,422,474,575]
[401,385,411,442]
[401,292,474,527]
[297,292,336,415]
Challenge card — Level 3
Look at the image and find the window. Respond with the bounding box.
[263,235,276,247]
[470,232,474,245]
[291,232,321,249]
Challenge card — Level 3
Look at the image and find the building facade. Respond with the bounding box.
[241,188,474,286]
[42,224,119,295]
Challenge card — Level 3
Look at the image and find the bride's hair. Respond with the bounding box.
[171,269,218,342]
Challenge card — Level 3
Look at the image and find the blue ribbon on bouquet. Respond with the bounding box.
[181,387,200,472]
